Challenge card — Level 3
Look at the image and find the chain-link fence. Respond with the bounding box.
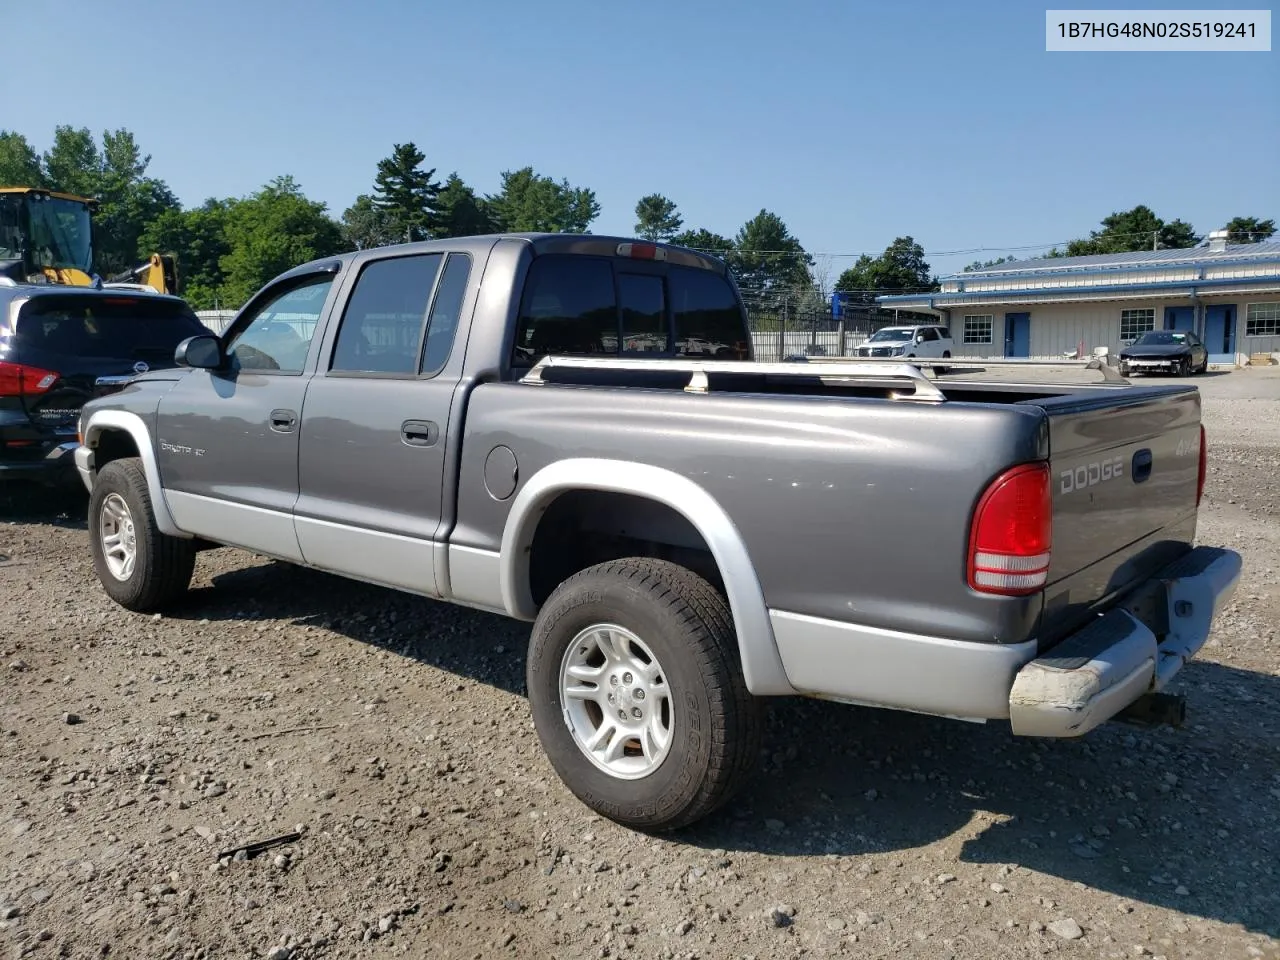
[740,291,929,362]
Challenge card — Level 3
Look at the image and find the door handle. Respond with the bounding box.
[401,420,439,447]
[269,409,298,433]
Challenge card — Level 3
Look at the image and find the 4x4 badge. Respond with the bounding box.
[133,361,149,374]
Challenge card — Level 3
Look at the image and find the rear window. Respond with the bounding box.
[15,296,207,360]
[513,255,747,366]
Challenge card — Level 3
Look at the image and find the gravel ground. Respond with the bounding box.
[2,368,1278,960]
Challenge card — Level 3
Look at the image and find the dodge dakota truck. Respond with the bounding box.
[74,233,1242,831]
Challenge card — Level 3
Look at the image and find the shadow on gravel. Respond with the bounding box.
[176,557,1279,939]
[0,480,88,530]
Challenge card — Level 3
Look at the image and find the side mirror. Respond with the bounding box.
[915,335,925,344]
[175,335,223,370]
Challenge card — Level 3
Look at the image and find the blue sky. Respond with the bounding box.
[8,0,1278,277]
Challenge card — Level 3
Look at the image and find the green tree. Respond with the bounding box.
[1062,205,1200,256]
[92,129,179,275]
[219,176,343,307]
[138,200,233,309]
[434,173,494,238]
[670,228,734,258]
[729,210,812,303]
[962,254,1017,272]
[373,142,441,243]
[0,131,43,186]
[633,193,683,241]
[487,167,600,233]
[41,126,100,197]
[340,193,399,250]
[835,237,937,305]
[1223,216,1276,244]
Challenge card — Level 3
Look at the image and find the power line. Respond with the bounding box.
[681,229,1276,260]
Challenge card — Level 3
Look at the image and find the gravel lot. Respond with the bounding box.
[2,368,1278,960]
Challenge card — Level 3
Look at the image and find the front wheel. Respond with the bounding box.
[88,458,196,612]
[934,351,952,376]
[526,558,762,831]
[1177,357,1191,377]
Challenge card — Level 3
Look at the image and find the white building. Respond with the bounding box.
[877,234,1280,366]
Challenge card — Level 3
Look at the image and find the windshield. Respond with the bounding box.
[1134,331,1186,346]
[26,196,94,273]
[868,327,913,343]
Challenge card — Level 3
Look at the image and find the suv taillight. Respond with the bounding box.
[968,462,1053,596]
[0,361,59,397]
[1196,425,1207,507]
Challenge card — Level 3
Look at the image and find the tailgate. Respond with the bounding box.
[1025,385,1203,645]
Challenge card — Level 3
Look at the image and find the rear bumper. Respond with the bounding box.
[0,440,80,483]
[1008,545,1242,737]
[769,545,1241,736]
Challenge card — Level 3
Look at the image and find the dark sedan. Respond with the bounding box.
[1118,330,1208,377]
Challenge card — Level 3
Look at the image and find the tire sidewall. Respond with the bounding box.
[88,462,153,607]
[527,572,718,827]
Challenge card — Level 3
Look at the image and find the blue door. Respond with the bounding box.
[1165,306,1194,331]
[1204,304,1236,364]
[1004,312,1031,358]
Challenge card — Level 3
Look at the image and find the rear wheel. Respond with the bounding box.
[527,558,762,831]
[88,458,196,612]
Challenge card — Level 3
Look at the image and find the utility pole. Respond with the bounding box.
[1153,230,1159,251]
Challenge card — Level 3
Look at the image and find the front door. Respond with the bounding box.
[1165,306,1194,331]
[155,272,340,561]
[294,250,475,596]
[1204,304,1237,364]
[1004,312,1031,358]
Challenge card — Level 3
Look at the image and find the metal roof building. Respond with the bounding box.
[876,234,1280,366]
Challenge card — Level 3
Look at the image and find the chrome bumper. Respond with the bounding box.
[1009,546,1242,737]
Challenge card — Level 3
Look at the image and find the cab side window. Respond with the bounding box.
[226,275,334,374]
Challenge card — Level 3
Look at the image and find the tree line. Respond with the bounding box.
[1,126,1273,313]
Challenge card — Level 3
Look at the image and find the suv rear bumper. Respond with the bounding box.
[0,440,80,483]
[1008,545,1241,736]
[769,546,1241,736]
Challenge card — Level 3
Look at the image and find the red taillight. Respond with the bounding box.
[0,361,59,397]
[616,242,667,261]
[968,462,1053,596]
[1196,424,1207,507]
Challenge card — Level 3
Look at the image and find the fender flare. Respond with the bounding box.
[81,410,189,539]
[499,458,795,696]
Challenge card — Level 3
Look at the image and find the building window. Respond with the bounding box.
[1120,308,1155,341]
[1246,302,1280,337]
[962,314,993,344]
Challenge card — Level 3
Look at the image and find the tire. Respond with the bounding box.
[934,351,951,376]
[1177,358,1190,377]
[526,558,763,831]
[88,458,196,612]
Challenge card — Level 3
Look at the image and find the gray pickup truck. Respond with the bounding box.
[74,233,1242,831]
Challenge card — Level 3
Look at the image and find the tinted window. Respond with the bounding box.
[228,276,333,374]
[514,256,617,365]
[331,254,442,375]
[919,328,938,341]
[420,253,471,375]
[14,295,207,362]
[671,267,747,359]
[619,274,667,354]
